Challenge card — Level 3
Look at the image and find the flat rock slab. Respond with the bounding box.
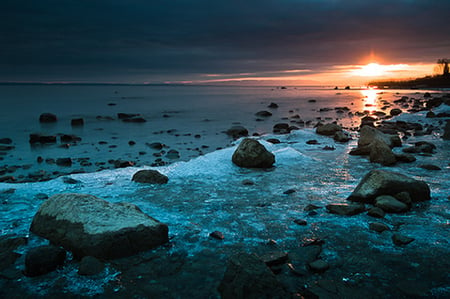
[30,193,169,259]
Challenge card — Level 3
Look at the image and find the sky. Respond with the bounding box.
[1,0,450,85]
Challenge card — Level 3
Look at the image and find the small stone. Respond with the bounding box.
[308,259,329,273]
[71,118,84,126]
[306,139,319,145]
[326,203,365,216]
[418,164,441,171]
[369,222,390,233]
[392,234,415,246]
[56,158,72,167]
[367,207,385,218]
[39,113,57,123]
[294,219,307,226]
[132,170,168,184]
[304,204,321,211]
[241,179,255,186]
[283,189,296,195]
[268,102,279,108]
[255,110,272,117]
[209,231,224,240]
[266,138,281,144]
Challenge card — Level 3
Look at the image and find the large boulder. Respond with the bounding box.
[30,193,169,259]
[368,139,397,166]
[132,169,168,184]
[218,253,289,299]
[358,126,401,148]
[347,170,431,204]
[232,138,275,168]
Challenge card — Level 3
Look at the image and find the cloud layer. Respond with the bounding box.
[1,0,449,83]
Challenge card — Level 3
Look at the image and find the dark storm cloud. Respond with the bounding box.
[1,0,449,82]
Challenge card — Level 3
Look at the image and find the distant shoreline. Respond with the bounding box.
[368,74,450,89]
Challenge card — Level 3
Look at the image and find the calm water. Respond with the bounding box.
[0,85,449,297]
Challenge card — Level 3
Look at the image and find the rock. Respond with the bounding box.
[418,164,442,171]
[333,131,351,142]
[146,142,165,150]
[232,138,275,168]
[316,123,342,136]
[369,139,397,166]
[56,158,72,167]
[306,139,319,145]
[325,203,365,216]
[209,231,225,240]
[360,116,377,127]
[392,234,415,246]
[268,102,279,108]
[78,256,105,276]
[30,193,169,259]
[71,118,84,126]
[63,177,80,184]
[0,138,12,144]
[402,141,436,154]
[259,251,289,267]
[39,113,57,123]
[217,253,289,299]
[394,153,416,163]
[255,110,272,117]
[308,259,329,273]
[375,195,409,213]
[132,170,168,184]
[266,138,281,144]
[443,120,450,140]
[226,126,249,139]
[166,149,180,159]
[273,123,290,134]
[369,222,390,233]
[293,219,307,226]
[347,169,431,203]
[123,117,146,123]
[24,245,66,277]
[29,134,57,144]
[60,134,81,143]
[358,126,401,148]
[390,108,402,116]
[241,179,255,186]
[283,189,296,194]
[0,235,28,272]
[367,207,386,218]
[117,113,140,119]
[114,160,135,168]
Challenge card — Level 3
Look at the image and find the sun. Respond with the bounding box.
[353,63,385,77]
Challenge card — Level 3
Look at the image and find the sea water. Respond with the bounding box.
[0,85,449,296]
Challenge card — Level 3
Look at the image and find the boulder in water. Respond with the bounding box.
[132,169,168,184]
[232,138,275,168]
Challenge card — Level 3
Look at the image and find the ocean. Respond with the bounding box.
[0,85,449,297]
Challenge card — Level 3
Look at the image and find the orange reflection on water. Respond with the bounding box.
[360,88,380,112]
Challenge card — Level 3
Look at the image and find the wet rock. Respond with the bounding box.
[304,204,321,212]
[0,138,12,144]
[334,131,351,142]
[443,120,450,140]
[266,138,281,144]
[392,234,415,246]
[123,117,146,123]
[268,102,279,108]
[56,158,72,167]
[35,193,49,200]
[347,169,431,204]
[226,126,249,139]
[390,108,402,116]
[60,134,81,143]
[294,219,307,226]
[24,245,66,277]
[146,142,165,150]
[259,251,288,267]
[0,145,14,151]
[283,189,296,194]
[29,134,57,144]
[367,207,385,218]
[209,231,225,240]
[308,259,329,273]
[166,149,180,159]
[326,203,365,216]
[0,235,28,272]
[71,118,84,126]
[369,139,397,166]
[78,256,105,276]
[132,170,168,184]
[30,193,169,259]
[114,160,135,168]
[419,164,442,170]
[360,116,377,127]
[273,123,291,134]
[117,113,140,119]
[232,138,275,168]
[241,179,255,186]
[402,141,436,154]
[62,177,80,184]
[316,123,342,136]
[39,113,57,123]
[255,110,272,117]
[394,153,416,163]
[374,195,410,213]
[358,126,401,148]
[306,139,319,145]
[218,253,289,299]
[369,222,390,233]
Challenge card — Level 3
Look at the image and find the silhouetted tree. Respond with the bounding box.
[437,58,449,76]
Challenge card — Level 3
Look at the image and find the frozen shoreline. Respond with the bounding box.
[0,86,449,298]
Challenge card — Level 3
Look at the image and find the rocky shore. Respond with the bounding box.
[0,89,449,298]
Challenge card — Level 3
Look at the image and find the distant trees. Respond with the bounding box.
[436,58,449,76]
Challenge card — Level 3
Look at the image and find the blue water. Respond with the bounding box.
[0,85,449,296]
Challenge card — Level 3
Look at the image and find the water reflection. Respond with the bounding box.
[360,88,380,111]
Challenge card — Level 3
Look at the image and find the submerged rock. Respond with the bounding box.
[374,195,409,213]
[39,113,57,123]
[226,126,248,139]
[24,245,66,277]
[132,169,168,184]
[326,203,365,216]
[78,256,105,276]
[218,253,289,299]
[347,170,431,204]
[392,234,415,246]
[30,193,169,259]
[232,138,275,168]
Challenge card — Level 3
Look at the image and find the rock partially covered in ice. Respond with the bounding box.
[232,138,275,168]
[132,169,168,184]
[218,253,289,299]
[347,170,430,204]
[30,193,169,259]
[24,245,66,277]
[316,123,342,136]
